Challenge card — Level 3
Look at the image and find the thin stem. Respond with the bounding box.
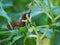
[36,25,49,30]
[32,26,41,45]
[40,26,49,40]
[54,15,60,22]
[34,0,53,22]
[28,0,34,13]
[48,0,54,18]
[45,12,53,22]
[28,35,37,38]
[24,36,28,45]
[8,21,13,30]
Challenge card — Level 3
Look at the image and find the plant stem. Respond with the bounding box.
[54,15,60,22]
[40,26,49,40]
[8,21,13,30]
[32,26,42,45]
[34,0,53,22]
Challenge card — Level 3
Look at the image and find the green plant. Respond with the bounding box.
[0,0,60,45]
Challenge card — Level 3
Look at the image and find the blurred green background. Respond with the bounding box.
[0,0,60,45]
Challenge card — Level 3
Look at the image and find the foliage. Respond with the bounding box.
[0,0,60,45]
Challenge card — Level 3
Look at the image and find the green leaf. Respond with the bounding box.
[31,13,48,26]
[11,35,23,45]
[51,0,60,6]
[25,38,36,45]
[0,35,12,43]
[0,8,10,21]
[19,26,27,33]
[0,30,19,35]
[53,7,60,15]
[54,22,60,26]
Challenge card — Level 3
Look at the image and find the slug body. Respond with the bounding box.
[7,13,30,30]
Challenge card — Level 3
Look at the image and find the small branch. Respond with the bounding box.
[28,35,37,38]
[8,21,13,30]
[32,26,41,45]
[40,26,49,40]
[24,36,28,45]
[36,25,49,29]
[45,12,53,22]
[54,15,60,22]
[34,0,53,22]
